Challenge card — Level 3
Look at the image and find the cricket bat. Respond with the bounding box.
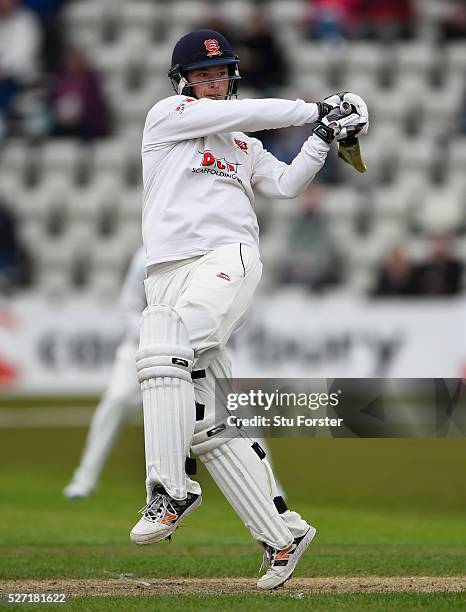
[337,101,367,173]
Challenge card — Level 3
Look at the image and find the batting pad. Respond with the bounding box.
[136,305,199,500]
[197,437,293,549]
[189,353,297,548]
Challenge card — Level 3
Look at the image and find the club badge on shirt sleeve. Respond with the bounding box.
[234,138,249,155]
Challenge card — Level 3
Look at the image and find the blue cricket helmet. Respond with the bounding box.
[168,29,240,99]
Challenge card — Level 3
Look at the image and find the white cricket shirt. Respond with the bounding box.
[142,95,330,266]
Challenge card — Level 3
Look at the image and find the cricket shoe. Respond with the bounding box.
[256,525,317,590]
[63,478,95,499]
[130,485,202,545]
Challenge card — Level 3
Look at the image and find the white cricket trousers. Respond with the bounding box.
[144,243,262,370]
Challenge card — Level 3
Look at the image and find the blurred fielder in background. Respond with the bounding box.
[63,247,146,499]
[131,29,368,590]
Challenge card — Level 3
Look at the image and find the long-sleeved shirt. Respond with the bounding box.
[142,95,330,266]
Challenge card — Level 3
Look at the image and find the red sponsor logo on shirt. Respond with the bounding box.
[192,150,243,184]
[204,39,222,57]
[200,150,239,173]
[216,272,231,282]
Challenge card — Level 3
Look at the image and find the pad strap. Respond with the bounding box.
[195,402,205,421]
[273,496,288,514]
[252,442,266,460]
[185,457,197,475]
[192,369,206,380]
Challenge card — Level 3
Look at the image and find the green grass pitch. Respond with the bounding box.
[0,414,465,610]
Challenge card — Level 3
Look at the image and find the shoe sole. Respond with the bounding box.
[257,526,317,590]
[130,495,202,545]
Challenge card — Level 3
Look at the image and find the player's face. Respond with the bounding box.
[185,65,230,100]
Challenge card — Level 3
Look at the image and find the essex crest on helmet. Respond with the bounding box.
[204,39,222,57]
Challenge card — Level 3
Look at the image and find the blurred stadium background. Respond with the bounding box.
[0,3,465,608]
[0,0,465,393]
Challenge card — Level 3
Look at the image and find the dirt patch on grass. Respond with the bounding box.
[1,576,465,597]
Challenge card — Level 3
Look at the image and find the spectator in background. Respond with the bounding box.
[235,8,288,95]
[0,0,41,140]
[438,0,466,42]
[257,125,313,165]
[252,76,342,183]
[256,123,342,184]
[280,184,343,292]
[302,0,361,41]
[48,47,112,141]
[413,235,463,296]
[23,0,69,73]
[0,198,31,292]
[357,0,415,41]
[371,245,417,297]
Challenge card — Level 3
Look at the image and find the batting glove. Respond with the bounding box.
[313,105,367,144]
[322,92,369,136]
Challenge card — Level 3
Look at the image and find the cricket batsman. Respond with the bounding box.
[130,29,369,589]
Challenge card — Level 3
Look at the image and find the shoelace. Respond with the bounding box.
[259,545,274,574]
[139,492,177,522]
[259,540,296,574]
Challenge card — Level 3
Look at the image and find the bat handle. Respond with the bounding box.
[339,101,352,116]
